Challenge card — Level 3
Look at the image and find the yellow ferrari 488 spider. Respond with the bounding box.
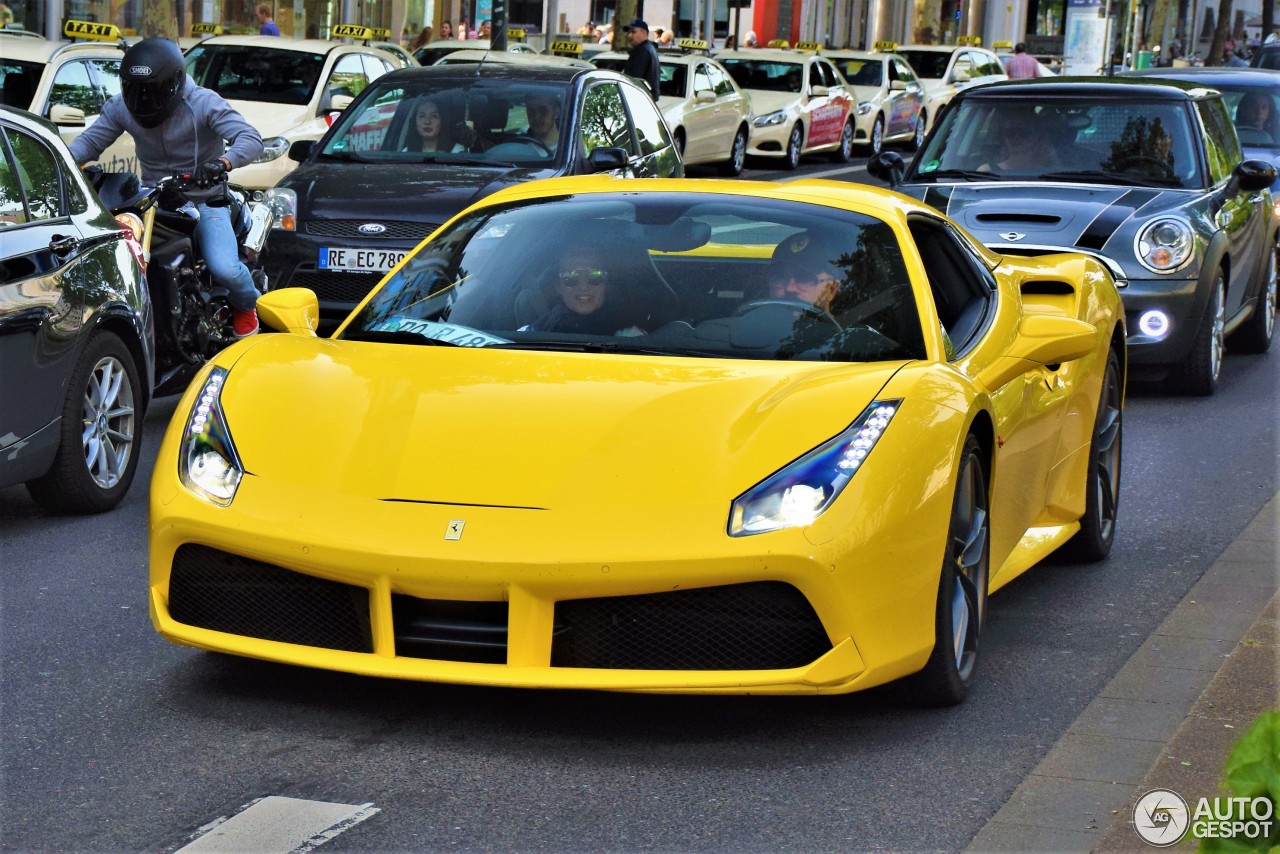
[150,177,1125,705]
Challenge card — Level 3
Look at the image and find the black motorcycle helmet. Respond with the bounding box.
[120,38,186,128]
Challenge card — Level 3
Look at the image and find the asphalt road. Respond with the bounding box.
[2,153,1277,852]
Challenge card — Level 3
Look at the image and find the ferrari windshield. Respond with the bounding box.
[342,191,926,363]
[913,96,1204,188]
[185,45,326,106]
[322,77,569,166]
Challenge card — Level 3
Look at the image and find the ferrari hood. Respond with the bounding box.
[907,182,1172,255]
[218,336,906,510]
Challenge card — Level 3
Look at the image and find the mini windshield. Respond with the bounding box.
[185,45,326,106]
[341,192,926,363]
[322,77,569,166]
[913,96,1204,188]
[720,59,804,93]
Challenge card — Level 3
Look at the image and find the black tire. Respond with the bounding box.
[719,125,748,177]
[1064,347,1123,562]
[1230,238,1277,354]
[909,434,989,707]
[865,115,884,156]
[782,124,802,170]
[25,331,143,514]
[830,119,855,162]
[911,110,927,151]
[1171,269,1224,396]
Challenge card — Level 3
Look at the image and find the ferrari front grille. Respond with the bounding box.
[168,545,373,652]
[305,220,438,241]
[288,268,383,304]
[551,581,831,671]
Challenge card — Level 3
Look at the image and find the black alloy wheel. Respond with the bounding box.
[1064,347,1123,562]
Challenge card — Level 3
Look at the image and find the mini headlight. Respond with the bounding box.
[179,368,244,506]
[1136,217,1193,273]
[856,101,873,115]
[253,136,290,163]
[729,401,900,536]
[753,110,787,127]
[265,187,297,231]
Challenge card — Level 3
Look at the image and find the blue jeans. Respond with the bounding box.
[195,201,258,312]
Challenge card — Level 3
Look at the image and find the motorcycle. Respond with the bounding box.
[90,168,271,396]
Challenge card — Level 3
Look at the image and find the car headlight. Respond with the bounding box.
[753,110,787,127]
[179,368,244,506]
[729,401,900,536]
[253,136,290,163]
[856,101,873,116]
[265,187,297,231]
[1135,217,1193,273]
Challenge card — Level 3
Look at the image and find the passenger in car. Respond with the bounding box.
[523,92,562,152]
[404,97,468,152]
[524,246,645,335]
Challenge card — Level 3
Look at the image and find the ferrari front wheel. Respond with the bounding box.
[1064,347,1123,562]
[910,434,989,706]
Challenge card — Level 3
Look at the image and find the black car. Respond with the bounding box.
[0,105,153,513]
[262,62,683,319]
[870,77,1278,395]
[1251,40,1280,69]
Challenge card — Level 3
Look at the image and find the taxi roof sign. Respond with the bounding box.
[332,23,374,40]
[873,40,898,52]
[191,22,223,35]
[676,38,708,51]
[369,27,392,40]
[957,35,982,46]
[795,41,820,52]
[508,27,526,39]
[767,38,789,48]
[550,40,583,55]
[63,19,121,41]
[992,40,1013,49]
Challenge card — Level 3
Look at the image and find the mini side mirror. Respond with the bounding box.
[1235,158,1277,192]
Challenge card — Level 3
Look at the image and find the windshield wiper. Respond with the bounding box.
[1037,169,1181,188]
[342,329,462,346]
[915,169,997,182]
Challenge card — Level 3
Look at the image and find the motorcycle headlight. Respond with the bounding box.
[1135,217,1193,273]
[729,401,900,536]
[856,101,873,115]
[253,136,290,163]
[753,110,787,127]
[265,187,297,231]
[179,368,244,506]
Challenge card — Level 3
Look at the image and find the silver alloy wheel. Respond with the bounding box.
[730,127,745,171]
[1093,360,1123,544]
[870,116,883,155]
[840,120,853,158]
[1209,276,1225,384]
[787,125,802,168]
[1265,244,1278,342]
[81,354,136,489]
[949,456,988,679]
[914,112,926,148]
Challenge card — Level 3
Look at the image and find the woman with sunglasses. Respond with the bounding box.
[526,247,644,335]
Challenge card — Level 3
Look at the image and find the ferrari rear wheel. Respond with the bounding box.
[1064,347,1123,562]
[909,434,989,707]
[1172,269,1224,396]
[1231,237,1277,354]
[783,124,802,170]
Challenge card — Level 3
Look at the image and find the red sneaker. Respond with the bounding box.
[232,308,258,338]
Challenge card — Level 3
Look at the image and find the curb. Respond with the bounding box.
[966,494,1279,853]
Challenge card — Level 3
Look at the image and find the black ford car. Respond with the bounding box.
[262,62,683,320]
[870,77,1278,395]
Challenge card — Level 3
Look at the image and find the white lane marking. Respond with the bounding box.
[767,162,869,182]
[177,796,380,853]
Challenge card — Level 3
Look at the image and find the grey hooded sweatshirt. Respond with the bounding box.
[70,75,264,203]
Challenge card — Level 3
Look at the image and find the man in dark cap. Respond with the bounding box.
[623,18,661,100]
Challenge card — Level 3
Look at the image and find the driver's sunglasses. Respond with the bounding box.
[559,268,608,287]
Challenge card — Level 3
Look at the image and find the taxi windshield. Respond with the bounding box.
[342,191,927,364]
[185,45,325,106]
[720,59,803,93]
[897,50,950,80]
[914,96,1203,188]
[322,78,569,166]
[835,59,882,87]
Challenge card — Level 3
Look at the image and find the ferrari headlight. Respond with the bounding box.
[754,110,787,127]
[253,136,290,163]
[265,187,297,231]
[1136,217,1193,273]
[729,401,900,536]
[179,368,244,506]
[856,101,873,115]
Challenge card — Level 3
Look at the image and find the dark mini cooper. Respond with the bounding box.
[262,62,682,320]
[870,77,1278,395]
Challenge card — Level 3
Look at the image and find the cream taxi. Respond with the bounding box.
[590,40,753,175]
[183,26,404,189]
[822,43,926,154]
[0,21,136,172]
[896,40,1007,133]
[717,46,854,169]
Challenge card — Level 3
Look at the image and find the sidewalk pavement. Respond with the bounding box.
[966,494,1279,853]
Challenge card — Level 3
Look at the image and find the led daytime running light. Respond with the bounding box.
[179,368,244,506]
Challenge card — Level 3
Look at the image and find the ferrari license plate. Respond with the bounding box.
[319,247,407,272]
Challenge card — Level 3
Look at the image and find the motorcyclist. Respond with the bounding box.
[69,37,266,338]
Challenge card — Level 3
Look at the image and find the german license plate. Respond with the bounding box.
[319,247,407,272]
